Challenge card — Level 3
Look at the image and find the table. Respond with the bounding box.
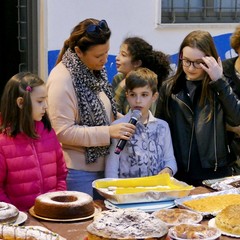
[24,187,234,240]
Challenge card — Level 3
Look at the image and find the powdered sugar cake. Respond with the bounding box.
[87,209,168,239]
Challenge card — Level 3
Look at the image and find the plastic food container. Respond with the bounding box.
[152,209,203,227]
[168,223,221,240]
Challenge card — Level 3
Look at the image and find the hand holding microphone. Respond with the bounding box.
[114,110,142,154]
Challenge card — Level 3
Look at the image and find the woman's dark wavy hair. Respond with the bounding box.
[0,72,51,138]
[56,18,111,64]
[123,37,171,89]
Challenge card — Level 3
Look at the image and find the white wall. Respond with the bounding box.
[39,0,238,80]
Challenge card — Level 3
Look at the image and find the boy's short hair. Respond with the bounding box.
[125,67,158,94]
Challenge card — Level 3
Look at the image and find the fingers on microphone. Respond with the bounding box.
[122,131,131,138]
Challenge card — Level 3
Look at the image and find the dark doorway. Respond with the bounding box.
[0,0,20,98]
[0,0,38,101]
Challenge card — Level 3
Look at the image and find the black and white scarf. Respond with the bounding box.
[62,48,117,164]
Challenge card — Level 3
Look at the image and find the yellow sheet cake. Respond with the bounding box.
[182,194,240,214]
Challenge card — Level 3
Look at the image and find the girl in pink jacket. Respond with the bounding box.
[0,72,67,211]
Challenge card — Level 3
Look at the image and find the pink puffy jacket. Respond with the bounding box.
[0,121,67,211]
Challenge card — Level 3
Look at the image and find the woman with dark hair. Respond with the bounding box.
[47,18,136,197]
[155,30,240,186]
[222,25,240,174]
[0,72,67,211]
[113,36,171,115]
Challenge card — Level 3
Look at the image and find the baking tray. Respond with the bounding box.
[202,175,240,191]
[174,188,240,217]
[92,174,194,204]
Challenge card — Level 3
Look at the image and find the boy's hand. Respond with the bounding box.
[158,168,173,176]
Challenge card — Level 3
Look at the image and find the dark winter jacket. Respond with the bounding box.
[155,76,240,173]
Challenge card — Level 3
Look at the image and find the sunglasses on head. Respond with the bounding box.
[86,20,109,35]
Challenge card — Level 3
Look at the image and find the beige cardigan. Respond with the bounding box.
[47,62,114,172]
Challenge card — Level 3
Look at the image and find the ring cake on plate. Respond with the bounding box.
[33,191,95,219]
[87,209,168,240]
[0,202,19,224]
[215,204,240,235]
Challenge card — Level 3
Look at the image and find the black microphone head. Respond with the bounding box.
[114,110,142,155]
[131,110,142,120]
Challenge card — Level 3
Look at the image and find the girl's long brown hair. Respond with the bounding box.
[169,30,219,121]
[0,72,51,138]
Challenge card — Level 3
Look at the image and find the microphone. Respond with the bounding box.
[114,110,142,155]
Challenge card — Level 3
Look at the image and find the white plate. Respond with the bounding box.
[13,211,28,225]
[104,200,175,213]
[208,218,240,238]
[29,204,101,222]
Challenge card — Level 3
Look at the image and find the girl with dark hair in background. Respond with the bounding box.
[113,36,171,115]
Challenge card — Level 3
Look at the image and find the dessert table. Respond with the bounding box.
[24,187,235,240]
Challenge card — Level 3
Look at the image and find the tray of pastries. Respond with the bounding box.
[174,188,240,216]
[202,175,240,191]
[93,173,194,204]
[152,208,202,226]
[168,223,221,240]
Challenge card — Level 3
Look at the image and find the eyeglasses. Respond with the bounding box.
[180,58,205,69]
[86,20,109,35]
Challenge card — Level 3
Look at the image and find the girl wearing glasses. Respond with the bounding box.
[155,30,240,186]
[47,18,136,197]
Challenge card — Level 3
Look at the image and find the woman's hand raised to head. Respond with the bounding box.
[109,122,136,139]
[201,56,223,81]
